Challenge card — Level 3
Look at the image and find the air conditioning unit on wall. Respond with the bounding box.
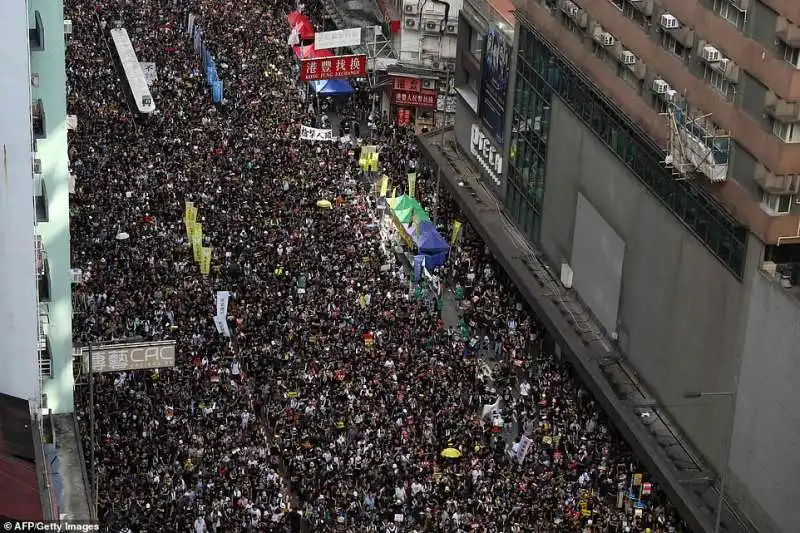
[660,14,680,30]
[405,17,417,28]
[652,78,670,94]
[702,45,721,62]
[621,50,637,65]
[600,32,615,46]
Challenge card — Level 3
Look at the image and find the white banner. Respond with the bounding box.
[216,291,230,319]
[213,314,231,338]
[516,435,533,465]
[314,27,361,49]
[186,13,196,36]
[300,125,335,142]
[140,62,158,86]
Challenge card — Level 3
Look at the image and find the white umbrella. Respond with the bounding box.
[116,232,130,241]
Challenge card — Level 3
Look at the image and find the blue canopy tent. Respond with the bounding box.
[310,79,354,95]
[416,221,449,268]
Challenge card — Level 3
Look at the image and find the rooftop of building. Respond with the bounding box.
[0,393,44,522]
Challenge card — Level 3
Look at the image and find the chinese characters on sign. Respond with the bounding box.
[298,54,367,81]
[299,125,336,141]
[392,90,438,109]
[81,341,176,373]
[393,76,421,93]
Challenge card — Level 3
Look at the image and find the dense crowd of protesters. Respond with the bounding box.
[66,0,690,531]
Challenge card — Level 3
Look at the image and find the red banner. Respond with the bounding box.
[298,54,367,81]
[392,90,437,109]
[393,76,421,93]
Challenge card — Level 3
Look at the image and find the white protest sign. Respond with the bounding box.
[213,314,231,338]
[516,435,533,465]
[216,291,230,318]
[140,62,158,86]
[300,125,335,142]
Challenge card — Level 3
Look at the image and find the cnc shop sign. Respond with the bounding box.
[471,124,503,178]
[80,340,176,373]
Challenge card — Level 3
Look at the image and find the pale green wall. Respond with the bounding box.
[30,0,74,413]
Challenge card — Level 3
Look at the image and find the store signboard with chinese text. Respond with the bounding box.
[314,28,362,49]
[392,90,437,109]
[298,54,367,81]
[81,340,176,373]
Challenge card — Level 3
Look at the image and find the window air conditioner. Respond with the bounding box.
[64,19,73,35]
[702,45,721,62]
[562,1,579,17]
[422,79,436,90]
[404,4,415,13]
[651,79,670,94]
[659,14,680,30]
[600,32,615,46]
[31,74,39,87]
[621,51,637,65]
[405,17,416,28]
[33,157,42,174]
[446,24,457,35]
[665,89,678,101]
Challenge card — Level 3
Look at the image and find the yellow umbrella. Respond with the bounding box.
[440,447,462,459]
[316,199,332,209]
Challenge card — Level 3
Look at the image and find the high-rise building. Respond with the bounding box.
[0,0,74,422]
[421,0,800,532]
[0,0,71,520]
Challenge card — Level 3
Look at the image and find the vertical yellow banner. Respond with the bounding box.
[407,173,417,199]
[200,246,213,275]
[192,224,203,262]
[450,220,462,246]
[379,175,389,197]
[184,201,194,221]
[391,187,397,200]
[185,220,195,242]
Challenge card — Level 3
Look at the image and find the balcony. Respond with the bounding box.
[38,258,50,301]
[665,25,694,49]
[754,163,800,195]
[29,10,44,51]
[709,58,740,83]
[776,16,800,48]
[32,99,46,139]
[629,0,654,16]
[765,91,800,122]
[35,177,48,223]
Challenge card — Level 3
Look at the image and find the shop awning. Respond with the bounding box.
[293,44,333,60]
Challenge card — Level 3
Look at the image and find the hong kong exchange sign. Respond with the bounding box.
[80,340,176,373]
[298,54,367,81]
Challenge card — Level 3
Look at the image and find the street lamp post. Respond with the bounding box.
[683,390,736,533]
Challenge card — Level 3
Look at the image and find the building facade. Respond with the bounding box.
[0,0,74,413]
[427,0,800,532]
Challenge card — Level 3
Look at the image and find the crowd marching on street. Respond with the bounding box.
[66,0,692,531]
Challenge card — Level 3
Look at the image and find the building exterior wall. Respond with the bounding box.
[541,94,745,478]
[511,14,793,533]
[0,0,39,404]
[29,0,74,414]
[731,265,800,533]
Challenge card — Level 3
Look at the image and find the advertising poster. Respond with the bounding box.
[479,29,510,146]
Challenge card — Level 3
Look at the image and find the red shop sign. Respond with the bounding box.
[392,76,421,93]
[392,90,437,109]
[298,54,367,81]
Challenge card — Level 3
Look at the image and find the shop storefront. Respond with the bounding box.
[389,74,439,132]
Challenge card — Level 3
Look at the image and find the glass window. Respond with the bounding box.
[761,191,793,214]
[703,65,733,100]
[714,0,744,29]
[772,120,800,143]
[784,45,800,69]
[469,26,484,60]
[660,32,687,58]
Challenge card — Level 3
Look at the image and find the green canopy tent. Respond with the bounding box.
[394,205,430,225]
[388,195,416,212]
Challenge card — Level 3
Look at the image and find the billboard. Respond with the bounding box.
[479,29,510,146]
[314,28,361,49]
[81,340,176,373]
[298,54,367,81]
[392,90,437,109]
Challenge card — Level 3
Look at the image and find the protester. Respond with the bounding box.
[67,0,689,531]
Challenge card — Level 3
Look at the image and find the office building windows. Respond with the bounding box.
[773,120,800,143]
[783,44,800,69]
[514,20,747,277]
[661,32,687,58]
[713,0,744,30]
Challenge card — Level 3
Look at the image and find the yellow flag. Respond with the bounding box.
[379,175,389,197]
[407,173,417,199]
[184,201,195,222]
[200,246,213,275]
[192,224,203,262]
[185,219,195,242]
[450,220,462,246]
[391,187,397,199]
